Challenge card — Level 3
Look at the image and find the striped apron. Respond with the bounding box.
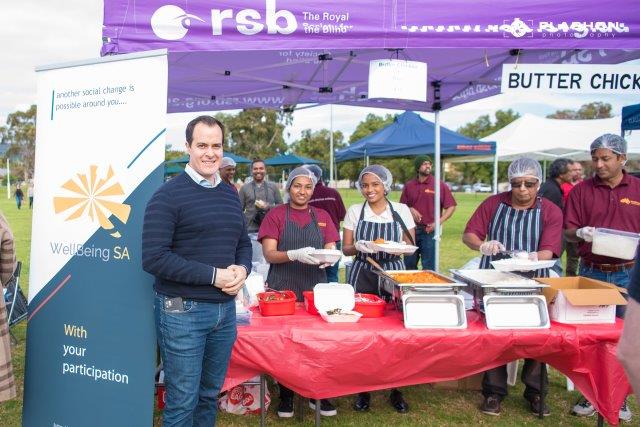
[266,205,326,301]
[348,202,405,294]
[479,196,550,278]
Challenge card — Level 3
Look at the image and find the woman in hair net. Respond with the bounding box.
[257,166,340,417]
[342,164,416,413]
[462,157,563,417]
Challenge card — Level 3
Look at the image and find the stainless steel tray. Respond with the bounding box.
[484,295,550,329]
[402,294,467,329]
[377,270,465,310]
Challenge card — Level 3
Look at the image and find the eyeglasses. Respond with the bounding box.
[510,180,538,189]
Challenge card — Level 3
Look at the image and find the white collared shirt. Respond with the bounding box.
[185,164,220,188]
[343,201,415,230]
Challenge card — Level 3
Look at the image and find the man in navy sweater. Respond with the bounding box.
[143,115,252,427]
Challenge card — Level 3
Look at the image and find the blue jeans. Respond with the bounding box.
[404,226,435,271]
[325,241,341,283]
[155,293,237,427]
[579,262,631,318]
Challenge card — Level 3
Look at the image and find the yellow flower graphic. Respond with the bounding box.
[53,165,131,238]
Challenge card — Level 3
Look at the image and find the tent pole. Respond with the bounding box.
[6,159,10,199]
[493,153,498,195]
[434,110,441,273]
[329,104,334,186]
[543,160,547,180]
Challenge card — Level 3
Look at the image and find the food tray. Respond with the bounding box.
[308,249,342,264]
[257,291,296,316]
[378,270,465,311]
[491,259,557,272]
[450,269,546,288]
[353,293,386,318]
[483,295,550,329]
[319,310,362,323]
[592,227,640,260]
[402,294,467,329]
[370,241,419,255]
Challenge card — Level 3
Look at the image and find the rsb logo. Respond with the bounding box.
[151,0,298,41]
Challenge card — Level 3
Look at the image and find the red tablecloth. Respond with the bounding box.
[223,305,631,425]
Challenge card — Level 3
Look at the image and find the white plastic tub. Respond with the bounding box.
[592,228,640,260]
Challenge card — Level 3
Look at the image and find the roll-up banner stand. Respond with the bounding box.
[23,50,167,426]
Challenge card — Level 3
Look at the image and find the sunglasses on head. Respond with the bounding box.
[510,180,538,189]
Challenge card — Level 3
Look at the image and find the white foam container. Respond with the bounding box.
[313,283,362,323]
[308,249,342,264]
[592,227,640,260]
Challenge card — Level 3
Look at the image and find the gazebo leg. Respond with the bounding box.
[538,362,546,419]
[597,413,604,427]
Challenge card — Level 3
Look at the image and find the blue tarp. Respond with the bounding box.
[622,104,640,131]
[335,111,495,162]
[264,154,321,166]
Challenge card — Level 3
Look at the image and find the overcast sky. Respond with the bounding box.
[2,1,638,150]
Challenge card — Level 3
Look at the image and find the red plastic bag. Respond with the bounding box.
[219,376,270,415]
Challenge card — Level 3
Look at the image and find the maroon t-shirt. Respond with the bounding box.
[564,171,640,264]
[464,192,563,257]
[308,182,346,230]
[400,176,457,226]
[258,204,340,244]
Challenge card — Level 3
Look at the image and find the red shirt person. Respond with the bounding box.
[564,134,638,422]
[463,158,562,418]
[400,155,456,270]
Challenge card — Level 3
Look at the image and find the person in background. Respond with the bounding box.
[564,134,640,422]
[219,157,238,192]
[342,165,415,414]
[258,166,340,418]
[401,155,456,271]
[562,162,584,276]
[142,116,251,427]
[28,182,34,209]
[618,249,640,405]
[0,213,16,403]
[538,158,573,210]
[14,185,23,210]
[463,158,562,417]
[302,164,346,283]
[239,159,283,233]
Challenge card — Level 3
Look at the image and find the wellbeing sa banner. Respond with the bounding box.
[23,50,167,426]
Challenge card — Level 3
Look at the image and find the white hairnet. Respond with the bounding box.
[302,164,323,181]
[508,158,542,182]
[590,133,627,155]
[285,166,318,191]
[356,165,393,194]
[220,157,236,168]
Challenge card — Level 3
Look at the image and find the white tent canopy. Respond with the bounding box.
[449,114,640,163]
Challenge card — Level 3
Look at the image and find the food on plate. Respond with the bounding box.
[254,199,267,209]
[389,271,449,284]
[326,308,358,316]
[373,238,386,244]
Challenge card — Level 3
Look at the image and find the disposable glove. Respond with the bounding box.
[287,247,320,265]
[479,240,506,256]
[355,240,377,254]
[576,226,595,242]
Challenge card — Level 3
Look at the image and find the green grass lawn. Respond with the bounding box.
[0,191,634,426]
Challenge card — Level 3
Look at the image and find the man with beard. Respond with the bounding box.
[239,159,283,233]
[400,155,456,271]
[219,157,238,192]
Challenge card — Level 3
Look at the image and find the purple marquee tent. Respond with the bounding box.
[102,0,640,282]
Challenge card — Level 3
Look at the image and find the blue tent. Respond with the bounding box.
[335,111,495,162]
[622,104,640,132]
[264,154,321,166]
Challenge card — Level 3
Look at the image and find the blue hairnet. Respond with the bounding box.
[285,166,318,191]
[508,157,542,182]
[590,134,627,155]
[356,165,393,194]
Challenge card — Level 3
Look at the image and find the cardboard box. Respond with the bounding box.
[432,373,483,391]
[537,277,627,324]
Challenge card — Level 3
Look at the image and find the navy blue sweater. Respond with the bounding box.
[142,172,252,302]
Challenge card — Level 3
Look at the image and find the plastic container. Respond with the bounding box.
[313,283,361,323]
[308,249,342,265]
[592,227,640,260]
[257,291,296,316]
[303,291,319,315]
[353,293,386,318]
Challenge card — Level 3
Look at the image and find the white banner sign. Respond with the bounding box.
[24,50,167,427]
[368,59,427,102]
[501,64,640,94]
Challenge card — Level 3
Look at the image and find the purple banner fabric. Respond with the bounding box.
[102,1,640,112]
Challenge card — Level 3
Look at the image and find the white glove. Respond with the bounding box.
[286,247,320,265]
[576,226,595,242]
[479,240,506,256]
[355,240,377,254]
